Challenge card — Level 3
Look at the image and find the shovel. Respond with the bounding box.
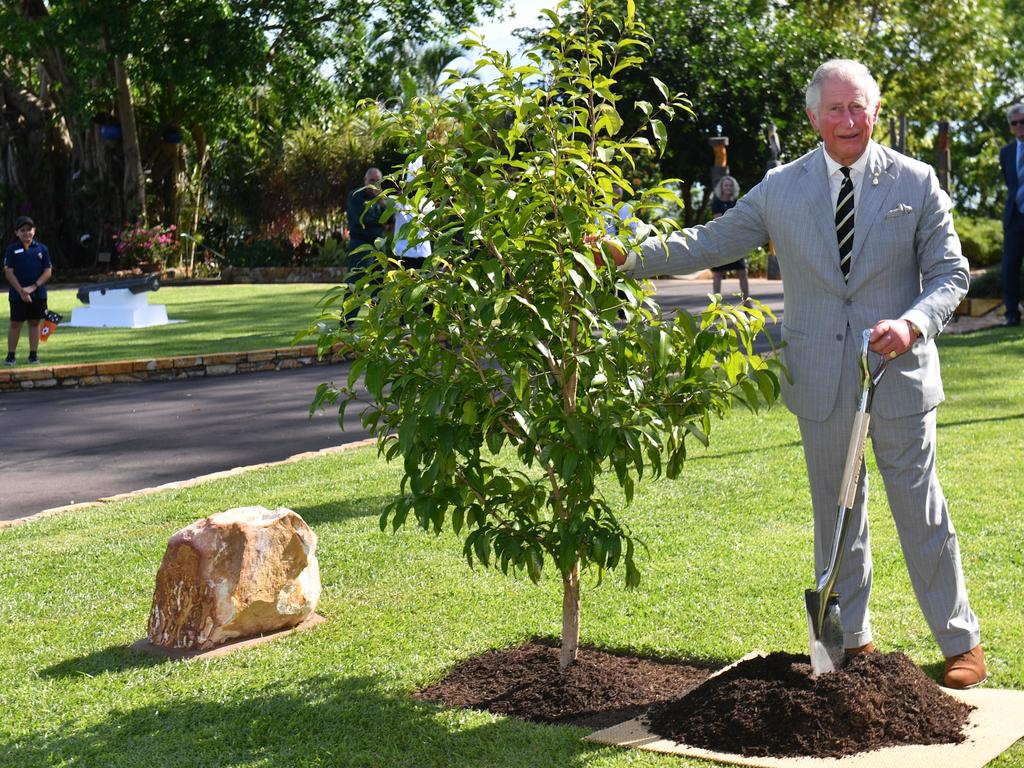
[805,328,888,676]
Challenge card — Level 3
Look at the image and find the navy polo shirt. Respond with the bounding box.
[4,240,51,301]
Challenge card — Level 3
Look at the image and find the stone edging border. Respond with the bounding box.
[0,344,344,392]
[0,438,377,530]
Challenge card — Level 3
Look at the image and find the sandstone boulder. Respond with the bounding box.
[147,506,320,650]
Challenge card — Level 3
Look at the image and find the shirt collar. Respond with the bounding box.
[823,142,872,179]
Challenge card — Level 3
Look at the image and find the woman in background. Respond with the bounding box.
[709,175,749,302]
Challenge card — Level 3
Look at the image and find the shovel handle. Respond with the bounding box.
[839,411,871,510]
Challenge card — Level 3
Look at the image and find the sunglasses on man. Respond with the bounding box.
[1011,120,1024,126]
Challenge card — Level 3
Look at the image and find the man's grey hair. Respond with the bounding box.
[364,166,382,182]
[1006,104,1024,121]
[805,59,881,117]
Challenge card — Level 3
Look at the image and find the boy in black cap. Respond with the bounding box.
[4,216,52,366]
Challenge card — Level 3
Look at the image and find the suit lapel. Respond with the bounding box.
[798,148,845,281]
[847,142,896,286]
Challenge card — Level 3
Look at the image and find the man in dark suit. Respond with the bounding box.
[999,104,1024,326]
[346,166,387,271]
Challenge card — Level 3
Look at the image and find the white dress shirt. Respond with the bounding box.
[822,144,871,211]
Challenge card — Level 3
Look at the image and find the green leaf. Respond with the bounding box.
[651,76,670,100]
[473,531,491,568]
[348,356,367,389]
[365,361,384,399]
[687,421,709,447]
[398,412,418,454]
[562,451,578,480]
[597,104,623,136]
[514,364,529,401]
[755,368,780,402]
[651,119,668,157]
[526,546,543,583]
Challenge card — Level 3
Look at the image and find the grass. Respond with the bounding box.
[18,284,333,366]
[1,326,1022,767]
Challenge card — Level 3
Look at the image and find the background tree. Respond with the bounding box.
[309,0,780,670]
[526,0,1013,224]
[622,0,835,224]
[0,0,499,266]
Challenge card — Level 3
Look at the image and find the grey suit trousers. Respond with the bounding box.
[797,328,981,657]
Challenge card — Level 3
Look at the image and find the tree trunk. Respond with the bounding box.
[4,3,125,267]
[559,559,581,671]
[183,137,209,275]
[113,56,146,222]
[681,179,694,227]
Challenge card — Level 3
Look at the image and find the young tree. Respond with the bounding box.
[309,0,780,670]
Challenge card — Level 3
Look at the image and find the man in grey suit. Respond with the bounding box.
[998,103,1024,326]
[601,59,986,688]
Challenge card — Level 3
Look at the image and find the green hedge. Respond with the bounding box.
[955,215,1002,268]
[223,238,295,268]
[967,264,1024,299]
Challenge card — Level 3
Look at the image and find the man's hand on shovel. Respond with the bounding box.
[869,319,917,360]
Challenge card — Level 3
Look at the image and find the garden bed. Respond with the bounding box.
[646,651,971,758]
[418,643,975,759]
[414,638,718,729]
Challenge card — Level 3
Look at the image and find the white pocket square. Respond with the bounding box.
[885,204,913,219]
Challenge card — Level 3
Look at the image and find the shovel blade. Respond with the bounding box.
[804,589,844,676]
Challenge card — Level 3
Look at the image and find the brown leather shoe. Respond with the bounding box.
[943,644,987,689]
[843,641,876,662]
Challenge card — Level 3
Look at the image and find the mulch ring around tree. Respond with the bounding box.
[413,637,720,729]
[646,651,974,758]
[417,642,976,760]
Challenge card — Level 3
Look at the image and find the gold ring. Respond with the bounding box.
[889,350,898,359]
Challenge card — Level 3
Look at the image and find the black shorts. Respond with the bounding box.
[9,297,47,322]
[712,259,747,274]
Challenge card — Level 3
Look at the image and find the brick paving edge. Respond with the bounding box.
[0,438,378,530]
[0,344,349,392]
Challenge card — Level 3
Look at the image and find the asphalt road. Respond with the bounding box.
[0,278,784,523]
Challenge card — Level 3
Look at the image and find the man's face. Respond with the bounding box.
[16,225,34,245]
[365,171,382,192]
[805,76,880,166]
[1009,112,1024,141]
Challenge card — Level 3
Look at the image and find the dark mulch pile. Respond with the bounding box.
[413,638,718,729]
[647,651,975,758]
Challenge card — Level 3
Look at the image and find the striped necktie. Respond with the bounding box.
[1016,144,1024,214]
[836,166,855,280]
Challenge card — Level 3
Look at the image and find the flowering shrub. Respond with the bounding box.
[113,222,179,269]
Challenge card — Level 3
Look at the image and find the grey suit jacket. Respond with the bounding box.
[633,141,969,421]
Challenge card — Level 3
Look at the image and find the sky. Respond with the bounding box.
[459,0,552,71]
[470,0,551,59]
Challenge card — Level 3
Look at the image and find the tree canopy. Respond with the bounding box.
[546,0,1017,223]
[0,0,499,263]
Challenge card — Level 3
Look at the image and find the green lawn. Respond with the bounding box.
[20,284,332,366]
[1,327,1021,767]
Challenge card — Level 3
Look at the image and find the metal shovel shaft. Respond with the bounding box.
[804,329,887,675]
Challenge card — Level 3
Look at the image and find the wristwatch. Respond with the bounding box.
[907,320,922,339]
